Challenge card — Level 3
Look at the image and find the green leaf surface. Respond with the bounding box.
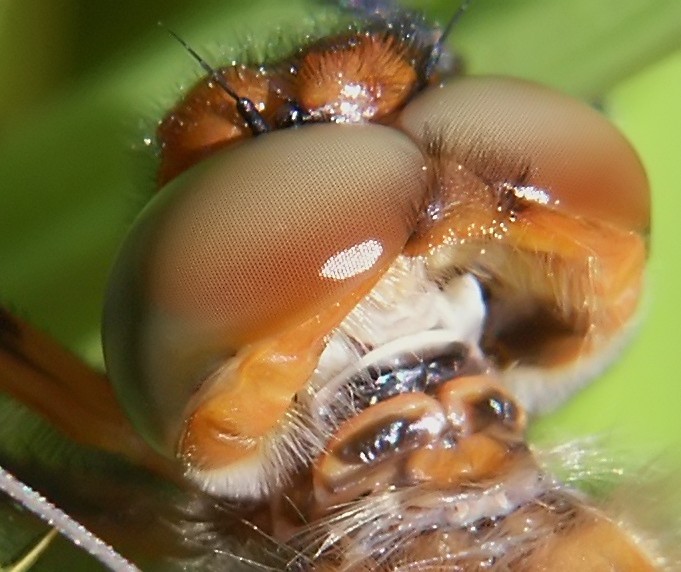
[1,0,679,569]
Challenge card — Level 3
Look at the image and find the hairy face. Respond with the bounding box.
[102,3,656,564]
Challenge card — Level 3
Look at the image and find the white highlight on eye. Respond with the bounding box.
[184,262,488,500]
[321,239,383,280]
[513,184,550,205]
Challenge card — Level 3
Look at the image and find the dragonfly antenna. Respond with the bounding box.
[423,0,474,81]
[162,24,270,135]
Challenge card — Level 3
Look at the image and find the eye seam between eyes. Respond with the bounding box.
[418,123,537,226]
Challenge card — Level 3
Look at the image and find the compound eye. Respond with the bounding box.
[103,123,427,461]
[398,77,649,234]
[157,65,290,187]
[396,77,649,412]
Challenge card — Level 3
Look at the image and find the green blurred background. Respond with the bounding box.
[0,0,680,569]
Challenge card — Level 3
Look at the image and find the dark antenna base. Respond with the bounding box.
[422,0,474,83]
[163,25,270,136]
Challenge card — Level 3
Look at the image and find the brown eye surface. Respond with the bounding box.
[103,122,427,454]
[157,65,289,187]
[396,77,649,411]
[156,20,440,187]
[398,76,649,234]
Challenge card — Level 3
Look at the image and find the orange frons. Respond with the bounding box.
[179,295,362,471]
[156,27,432,188]
[180,325,324,470]
[157,65,288,187]
[296,32,418,122]
[406,162,647,369]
